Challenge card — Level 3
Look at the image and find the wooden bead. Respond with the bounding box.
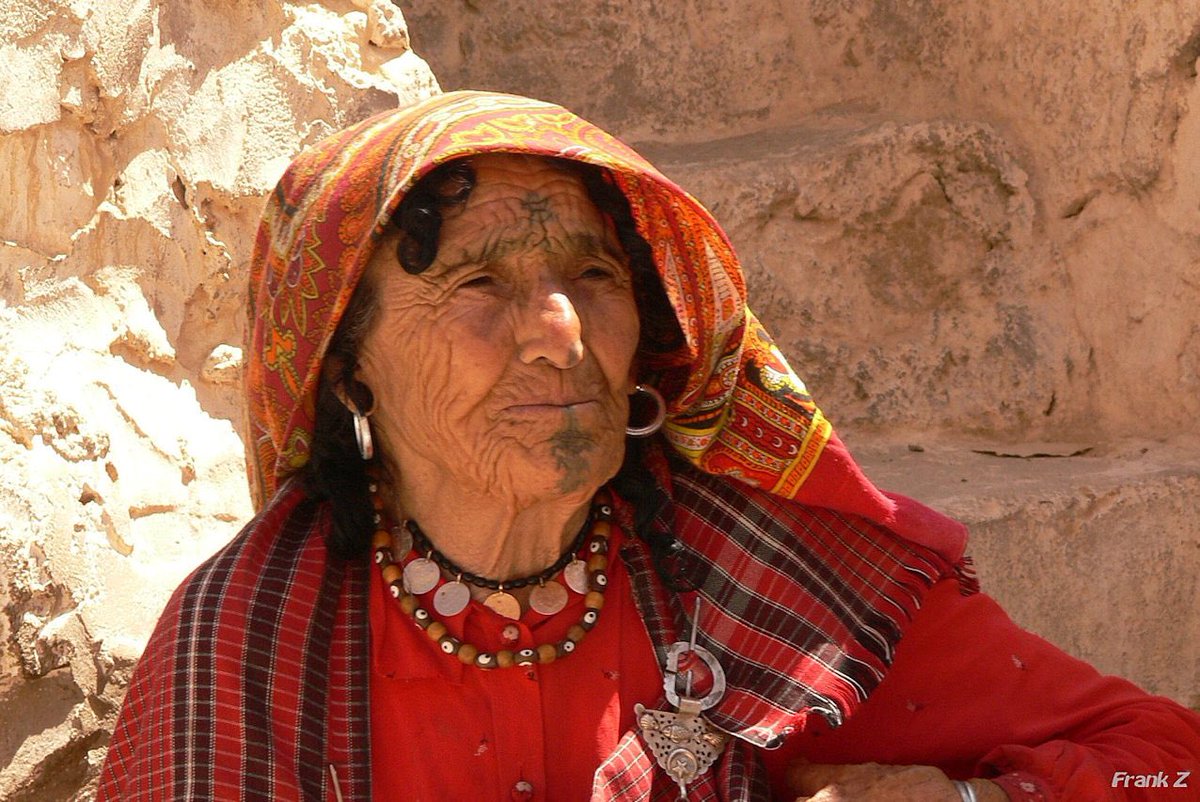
[587,554,608,572]
[457,643,479,664]
[475,652,497,669]
[381,563,403,584]
[372,529,391,549]
[399,593,418,615]
[425,621,447,641]
[438,635,461,655]
[496,650,515,668]
[588,572,609,592]
[536,643,558,664]
[371,494,386,511]
[584,591,605,610]
[556,639,577,658]
[591,520,612,539]
[580,610,600,630]
[566,624,587,643]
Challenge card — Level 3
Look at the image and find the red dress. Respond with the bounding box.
[370,524,1200,801]
[369,524,663,800]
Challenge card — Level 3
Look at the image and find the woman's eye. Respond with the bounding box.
[580,265,615,280]
[460,274,495,289]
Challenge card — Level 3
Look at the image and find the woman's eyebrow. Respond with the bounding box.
[564,232,625,263]
[438,230,623,273]
[435,235,506,272]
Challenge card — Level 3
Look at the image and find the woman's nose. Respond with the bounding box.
[517,286,584,369]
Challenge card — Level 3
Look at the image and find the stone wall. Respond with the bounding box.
[407,0,1200,444]
[0,2,436,798]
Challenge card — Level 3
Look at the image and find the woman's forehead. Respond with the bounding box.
[438,154,616,250]
[456,153,597,211]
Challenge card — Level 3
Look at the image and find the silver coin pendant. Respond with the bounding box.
[564,559,589,594]
[529,580,569,615]
[403,557,440,595]
[390,525,413,563]
[433,580,471,616]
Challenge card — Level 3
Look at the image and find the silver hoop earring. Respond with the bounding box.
[625,384,666,437]
[349,403,374,461]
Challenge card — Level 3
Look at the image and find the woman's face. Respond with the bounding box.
[356,154,641,504]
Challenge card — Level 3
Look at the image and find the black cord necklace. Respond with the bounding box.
[392,493,613,619]
[403,505,595,591]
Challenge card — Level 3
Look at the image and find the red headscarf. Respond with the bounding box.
[245,91,965,559]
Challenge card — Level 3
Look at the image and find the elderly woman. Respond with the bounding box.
[97,92,1199,801]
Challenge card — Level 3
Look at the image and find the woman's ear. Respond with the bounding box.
[626,359,641,395]
[325,356,375,416]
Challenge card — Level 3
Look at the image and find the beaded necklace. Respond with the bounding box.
[371,488,613,669]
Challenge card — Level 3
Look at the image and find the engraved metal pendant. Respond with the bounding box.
[636,600,729,799]
[635,702,729,799]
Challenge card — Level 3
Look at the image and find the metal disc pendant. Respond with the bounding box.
[529,580,569,615]
[403,557,440,595]
[483,590,522,620]
[564,559,589,594]
[390,525,413,562]
[433,580,471,616]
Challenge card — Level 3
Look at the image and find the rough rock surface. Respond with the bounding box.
[0,2,437,799]
[409,1,1200,705]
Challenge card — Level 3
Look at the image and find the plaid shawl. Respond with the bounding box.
[99,91,974,799]
[97,460,966,801]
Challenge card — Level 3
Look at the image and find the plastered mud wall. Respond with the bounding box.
[0,2,436,798]
[2,1,1198,799]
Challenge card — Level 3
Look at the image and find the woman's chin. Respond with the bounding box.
[471,445,624,505]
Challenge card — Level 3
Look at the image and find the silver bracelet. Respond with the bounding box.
[953,780,979,802]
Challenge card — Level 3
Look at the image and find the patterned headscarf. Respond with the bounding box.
[246,91,965,557]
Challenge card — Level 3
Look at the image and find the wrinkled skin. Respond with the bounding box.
[355,153,640,585]
[789,761,1009,801]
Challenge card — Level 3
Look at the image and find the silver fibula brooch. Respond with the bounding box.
[636,600,729,799]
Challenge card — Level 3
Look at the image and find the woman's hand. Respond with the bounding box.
[789,761,1009,801]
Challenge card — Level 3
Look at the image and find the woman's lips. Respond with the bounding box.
[503,400,600,415]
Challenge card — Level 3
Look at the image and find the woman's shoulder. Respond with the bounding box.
[155,479,330,632]
[667,455,969,568]
[667,458,882,537]
[667,460,969,586]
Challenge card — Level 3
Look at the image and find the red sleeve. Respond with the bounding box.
[764,579,1200,801]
